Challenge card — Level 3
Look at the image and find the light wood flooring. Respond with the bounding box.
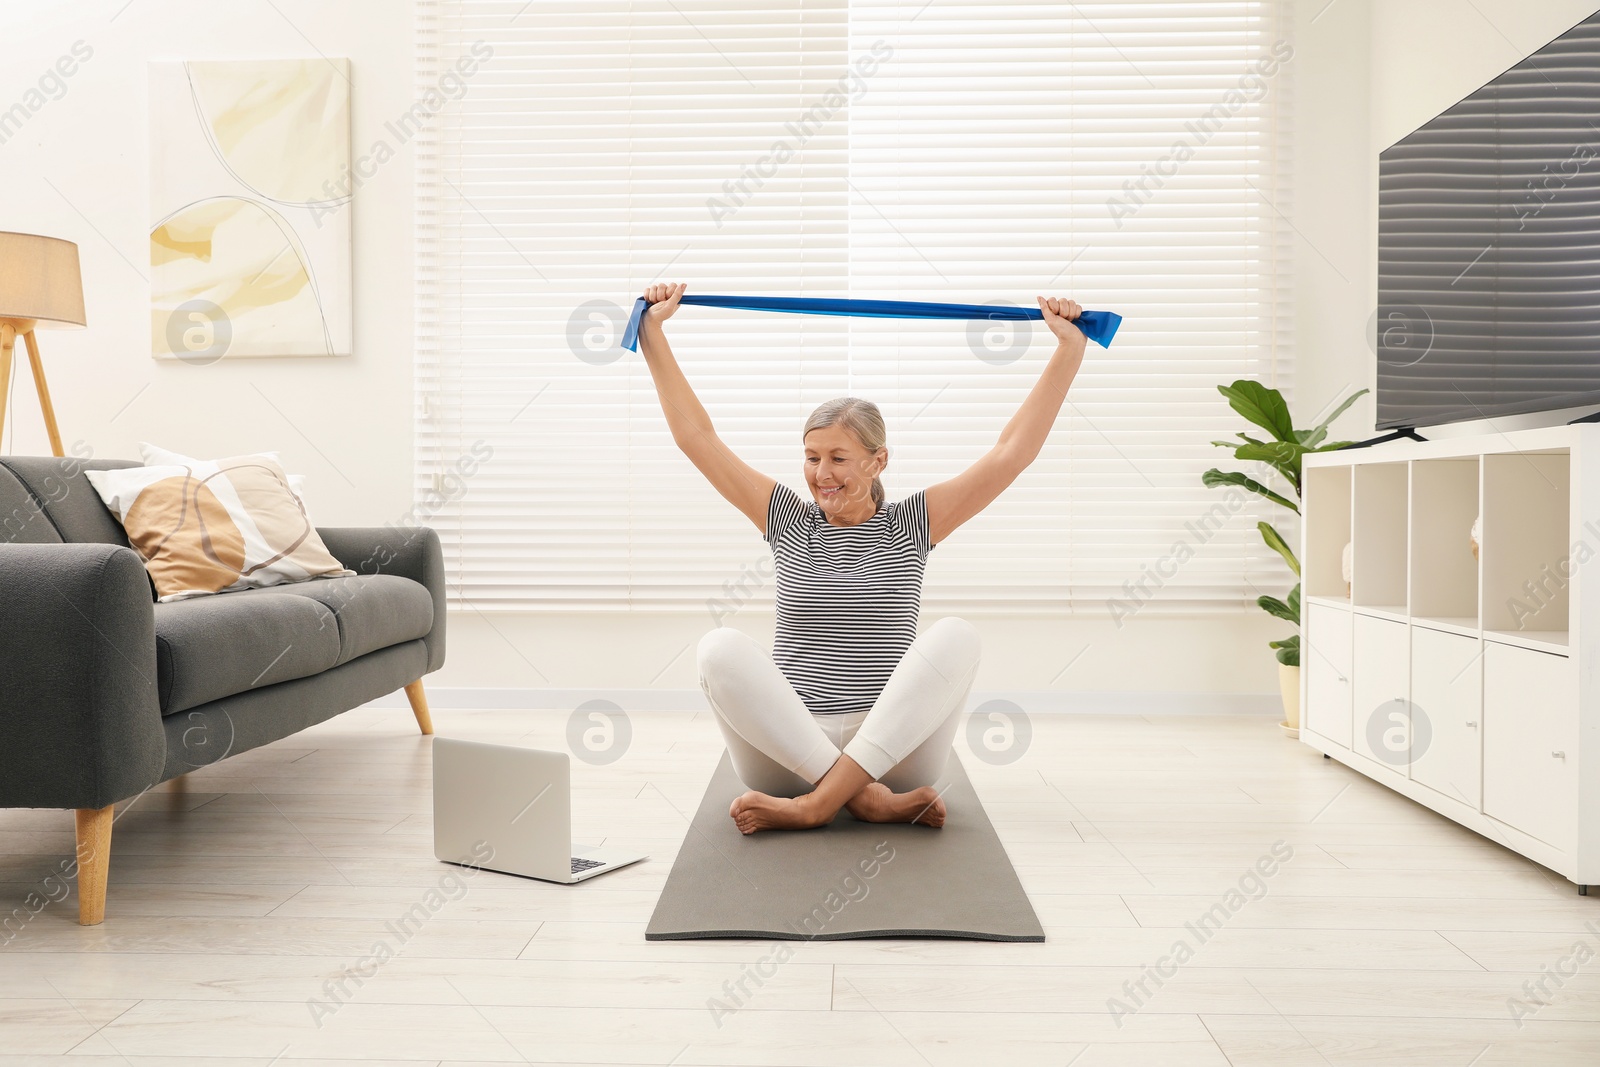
[1,705,1598,1065]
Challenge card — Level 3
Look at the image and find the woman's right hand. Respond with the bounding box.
[1036,295,1085,343]
[642,282,687,325]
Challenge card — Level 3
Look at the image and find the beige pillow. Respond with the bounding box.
[138,442,308,504]
[85,453,354,602]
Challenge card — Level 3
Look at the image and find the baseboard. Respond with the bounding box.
[362,686,1280,715]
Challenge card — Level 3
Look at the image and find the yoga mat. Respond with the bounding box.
[645,751,1044,942]
[621,295,1122,352]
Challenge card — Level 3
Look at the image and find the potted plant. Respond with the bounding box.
[1203,380,1368,732]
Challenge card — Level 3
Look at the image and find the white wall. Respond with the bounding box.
[1370,0,1600,152]
[0,0,415,527]
[1290,0,1375,440]
[4,0,1379,704]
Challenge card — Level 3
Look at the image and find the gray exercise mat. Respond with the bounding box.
[645,750,1044,941]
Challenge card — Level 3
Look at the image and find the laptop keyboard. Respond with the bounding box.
[571,857,605,874]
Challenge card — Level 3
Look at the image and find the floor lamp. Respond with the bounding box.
[0,232,85,457]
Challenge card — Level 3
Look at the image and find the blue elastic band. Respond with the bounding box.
[620,295,1122,352]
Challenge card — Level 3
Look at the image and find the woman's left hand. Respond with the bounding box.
[1036,296,1084,343]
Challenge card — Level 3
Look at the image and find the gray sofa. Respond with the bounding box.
[0,455,445,925]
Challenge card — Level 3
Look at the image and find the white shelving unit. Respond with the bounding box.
[1300,425,1596,892]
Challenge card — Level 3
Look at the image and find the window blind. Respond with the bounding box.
[415,0,1295,614]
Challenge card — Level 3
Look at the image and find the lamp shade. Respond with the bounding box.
[0,231,85,328]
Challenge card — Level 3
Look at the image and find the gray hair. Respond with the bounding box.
[803,397,887,509]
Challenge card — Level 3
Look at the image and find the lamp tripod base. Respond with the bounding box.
[0,320,65,458]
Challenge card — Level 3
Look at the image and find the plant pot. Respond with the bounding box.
[1278,662,1301,733]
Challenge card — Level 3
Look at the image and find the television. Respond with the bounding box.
[1376,11,1600,430]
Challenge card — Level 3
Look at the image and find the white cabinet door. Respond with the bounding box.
[1305,604,1353,747]
[1409,626,1482,808]
[1483,642,1576,852]
[1352,615,1410,768]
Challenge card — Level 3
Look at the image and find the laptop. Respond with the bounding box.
[432,736,646,884]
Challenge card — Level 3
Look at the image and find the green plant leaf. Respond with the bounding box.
[1212,434,1270,449]
[1288,582,1301,623]
[1270,634,1300,667]
[1259,522,1301,576]
[1258,595,1297,623]
[1233,440,1308,494]
[1234,440,1308,465]
[1202,468,1300,514]
[1218,380,1296,442]
[1296,388,1370,448]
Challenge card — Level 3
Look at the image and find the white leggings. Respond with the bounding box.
[695,617,981,798]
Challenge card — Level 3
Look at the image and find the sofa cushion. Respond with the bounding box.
[0,457,140,546]
[230,574,434,666]
[0,464,63,544]
[155,591,342,716]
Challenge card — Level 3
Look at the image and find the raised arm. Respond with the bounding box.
[923,296,1089,545]
[636,282,776,533]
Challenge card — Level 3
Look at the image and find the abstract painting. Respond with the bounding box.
[150,59,351,360]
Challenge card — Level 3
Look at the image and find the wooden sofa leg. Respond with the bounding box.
[74,805,113,926]
[404,679,434,735]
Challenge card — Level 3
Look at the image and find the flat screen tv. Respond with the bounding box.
[1376,11,1600,430]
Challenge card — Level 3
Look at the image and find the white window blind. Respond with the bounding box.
[416,0,1295,614]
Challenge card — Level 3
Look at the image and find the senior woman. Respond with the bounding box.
[635,282,1087,834]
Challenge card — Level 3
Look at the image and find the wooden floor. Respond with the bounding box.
[1,706,1598,1065]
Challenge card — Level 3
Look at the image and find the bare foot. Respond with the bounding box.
[845,783,946,828]
[728,791,830,835]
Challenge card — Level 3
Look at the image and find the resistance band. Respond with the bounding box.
[620,295,1123,352]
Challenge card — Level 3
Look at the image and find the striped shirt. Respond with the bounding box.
[765,482,935,715]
